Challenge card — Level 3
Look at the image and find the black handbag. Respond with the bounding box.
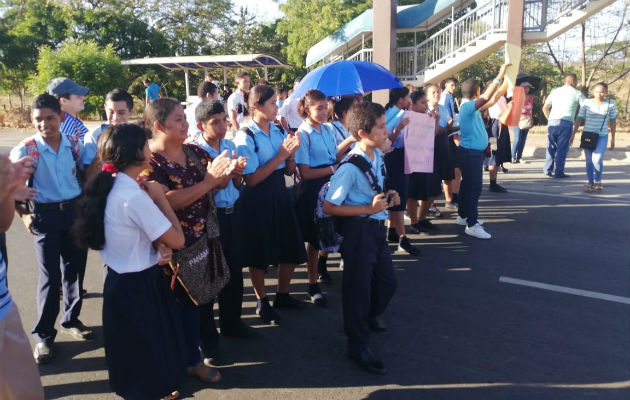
[580,100,610,151]
[168,145,230,305]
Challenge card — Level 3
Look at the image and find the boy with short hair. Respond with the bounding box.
[47,77,89,141]
[10,94,96,364]
[323,101,399,375]
[83,88,134,166]
[193,100,252,362]
[226,71,250,131]
[185,81,219,138]
[456,63,509,239]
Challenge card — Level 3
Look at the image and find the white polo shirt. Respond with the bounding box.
[101,172,172,274]
[278,95,304,130]
[227,90,246,126]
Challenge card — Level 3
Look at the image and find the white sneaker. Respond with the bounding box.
[456,216,484,226]
[444,201,457,210]
[465,223,491,239]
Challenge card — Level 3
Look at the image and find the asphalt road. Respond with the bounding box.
[2,135,629,399]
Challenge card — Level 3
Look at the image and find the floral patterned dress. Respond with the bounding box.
[143,144,227,301]
[143,144,213,247]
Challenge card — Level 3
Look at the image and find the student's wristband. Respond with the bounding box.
[330,165,335,174]
[493,78,501,83]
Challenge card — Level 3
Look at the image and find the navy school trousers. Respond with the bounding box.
[339,217,397,355]
[30,206,87,344]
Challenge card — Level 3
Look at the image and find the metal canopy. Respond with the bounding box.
[121,54,291,70]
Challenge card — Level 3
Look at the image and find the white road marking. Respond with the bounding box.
[507,188,629,204]
[499,276,630,305]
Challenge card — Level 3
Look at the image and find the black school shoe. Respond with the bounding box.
[398,236,422,256]
[489,183,508,193]
[415,219,438,231]
[33,342,54,364]
[348,348,388,374]
[256,300,280,325]
[273,292,307,310]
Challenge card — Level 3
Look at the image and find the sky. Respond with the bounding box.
[232,0,285,23]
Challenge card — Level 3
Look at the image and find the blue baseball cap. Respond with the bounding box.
[46,78,89,97]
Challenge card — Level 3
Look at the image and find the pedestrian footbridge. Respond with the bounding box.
[306,0,617,85]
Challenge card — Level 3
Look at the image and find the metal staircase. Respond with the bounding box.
[345,0,618,85]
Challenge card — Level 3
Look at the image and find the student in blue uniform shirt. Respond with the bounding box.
[328,95,359,154]
[323,101,399,375]
[193,100,256,356]
[294,89,346,305]
[47,77,89,141]
[233,84,306,325]
[383,88,421,256]
[83,89,134,167]
[456,63,509,240]
[10,94,97,364]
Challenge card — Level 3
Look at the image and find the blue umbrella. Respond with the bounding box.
[292,60,403,98]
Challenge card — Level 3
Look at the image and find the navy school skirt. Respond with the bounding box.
[103,265,187,400]
[384,147,408,211]
[295,168,331,247]
[234,169,307,269]
[435,133,455,181]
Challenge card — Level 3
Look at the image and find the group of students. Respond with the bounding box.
[5,60,616,399]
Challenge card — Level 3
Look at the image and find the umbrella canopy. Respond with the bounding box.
[516,73,542,92]
[293,60,403,99]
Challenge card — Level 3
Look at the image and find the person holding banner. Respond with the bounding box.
[456,64,510,240]
[383,88,421,256]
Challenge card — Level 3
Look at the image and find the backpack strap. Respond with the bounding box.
[341,153,384,194]
[238,127,258,153]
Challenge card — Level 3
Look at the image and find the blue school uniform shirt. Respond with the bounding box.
[294,121,337,167]
[385,106,406,148]
[439,92,456,119]
[59,112,89,142]
[458,99,488,151]
[327,120,349,144]
[325,145,388,220]
[194,135,240,208]
[10,133,87,203]
[0,250,11,321]
[82,123,109,166]
[234,120,287,175]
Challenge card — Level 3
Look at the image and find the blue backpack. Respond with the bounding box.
[315,153,386,253]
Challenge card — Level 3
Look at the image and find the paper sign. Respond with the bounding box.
[403,111,435,174]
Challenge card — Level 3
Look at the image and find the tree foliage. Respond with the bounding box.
[32,40,127,117]
[277,0,371,67]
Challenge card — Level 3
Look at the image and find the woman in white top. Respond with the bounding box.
[73,123,186,400]
[571,82,617,192]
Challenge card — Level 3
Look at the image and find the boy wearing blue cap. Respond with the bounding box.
[47,77,90,141]
[10,94,96,364]
[323,101,399,375]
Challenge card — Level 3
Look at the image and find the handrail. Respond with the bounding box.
[342,0,597,81]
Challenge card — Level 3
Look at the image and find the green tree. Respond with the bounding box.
[31,40,128,117]
[277,0,371,67]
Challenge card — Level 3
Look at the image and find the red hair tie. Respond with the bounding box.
[101,163,119,174]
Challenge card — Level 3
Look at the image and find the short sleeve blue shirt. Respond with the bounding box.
[325,146,388,220]
[82,123,108,166]
[145,83,161,102]
[194,135,240,208]
[294,121,337,167]
[385,106,406,148]
[234,120,287,175]
[458,100,488,151]
[439,92,456,119]
[10,133,86,203]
